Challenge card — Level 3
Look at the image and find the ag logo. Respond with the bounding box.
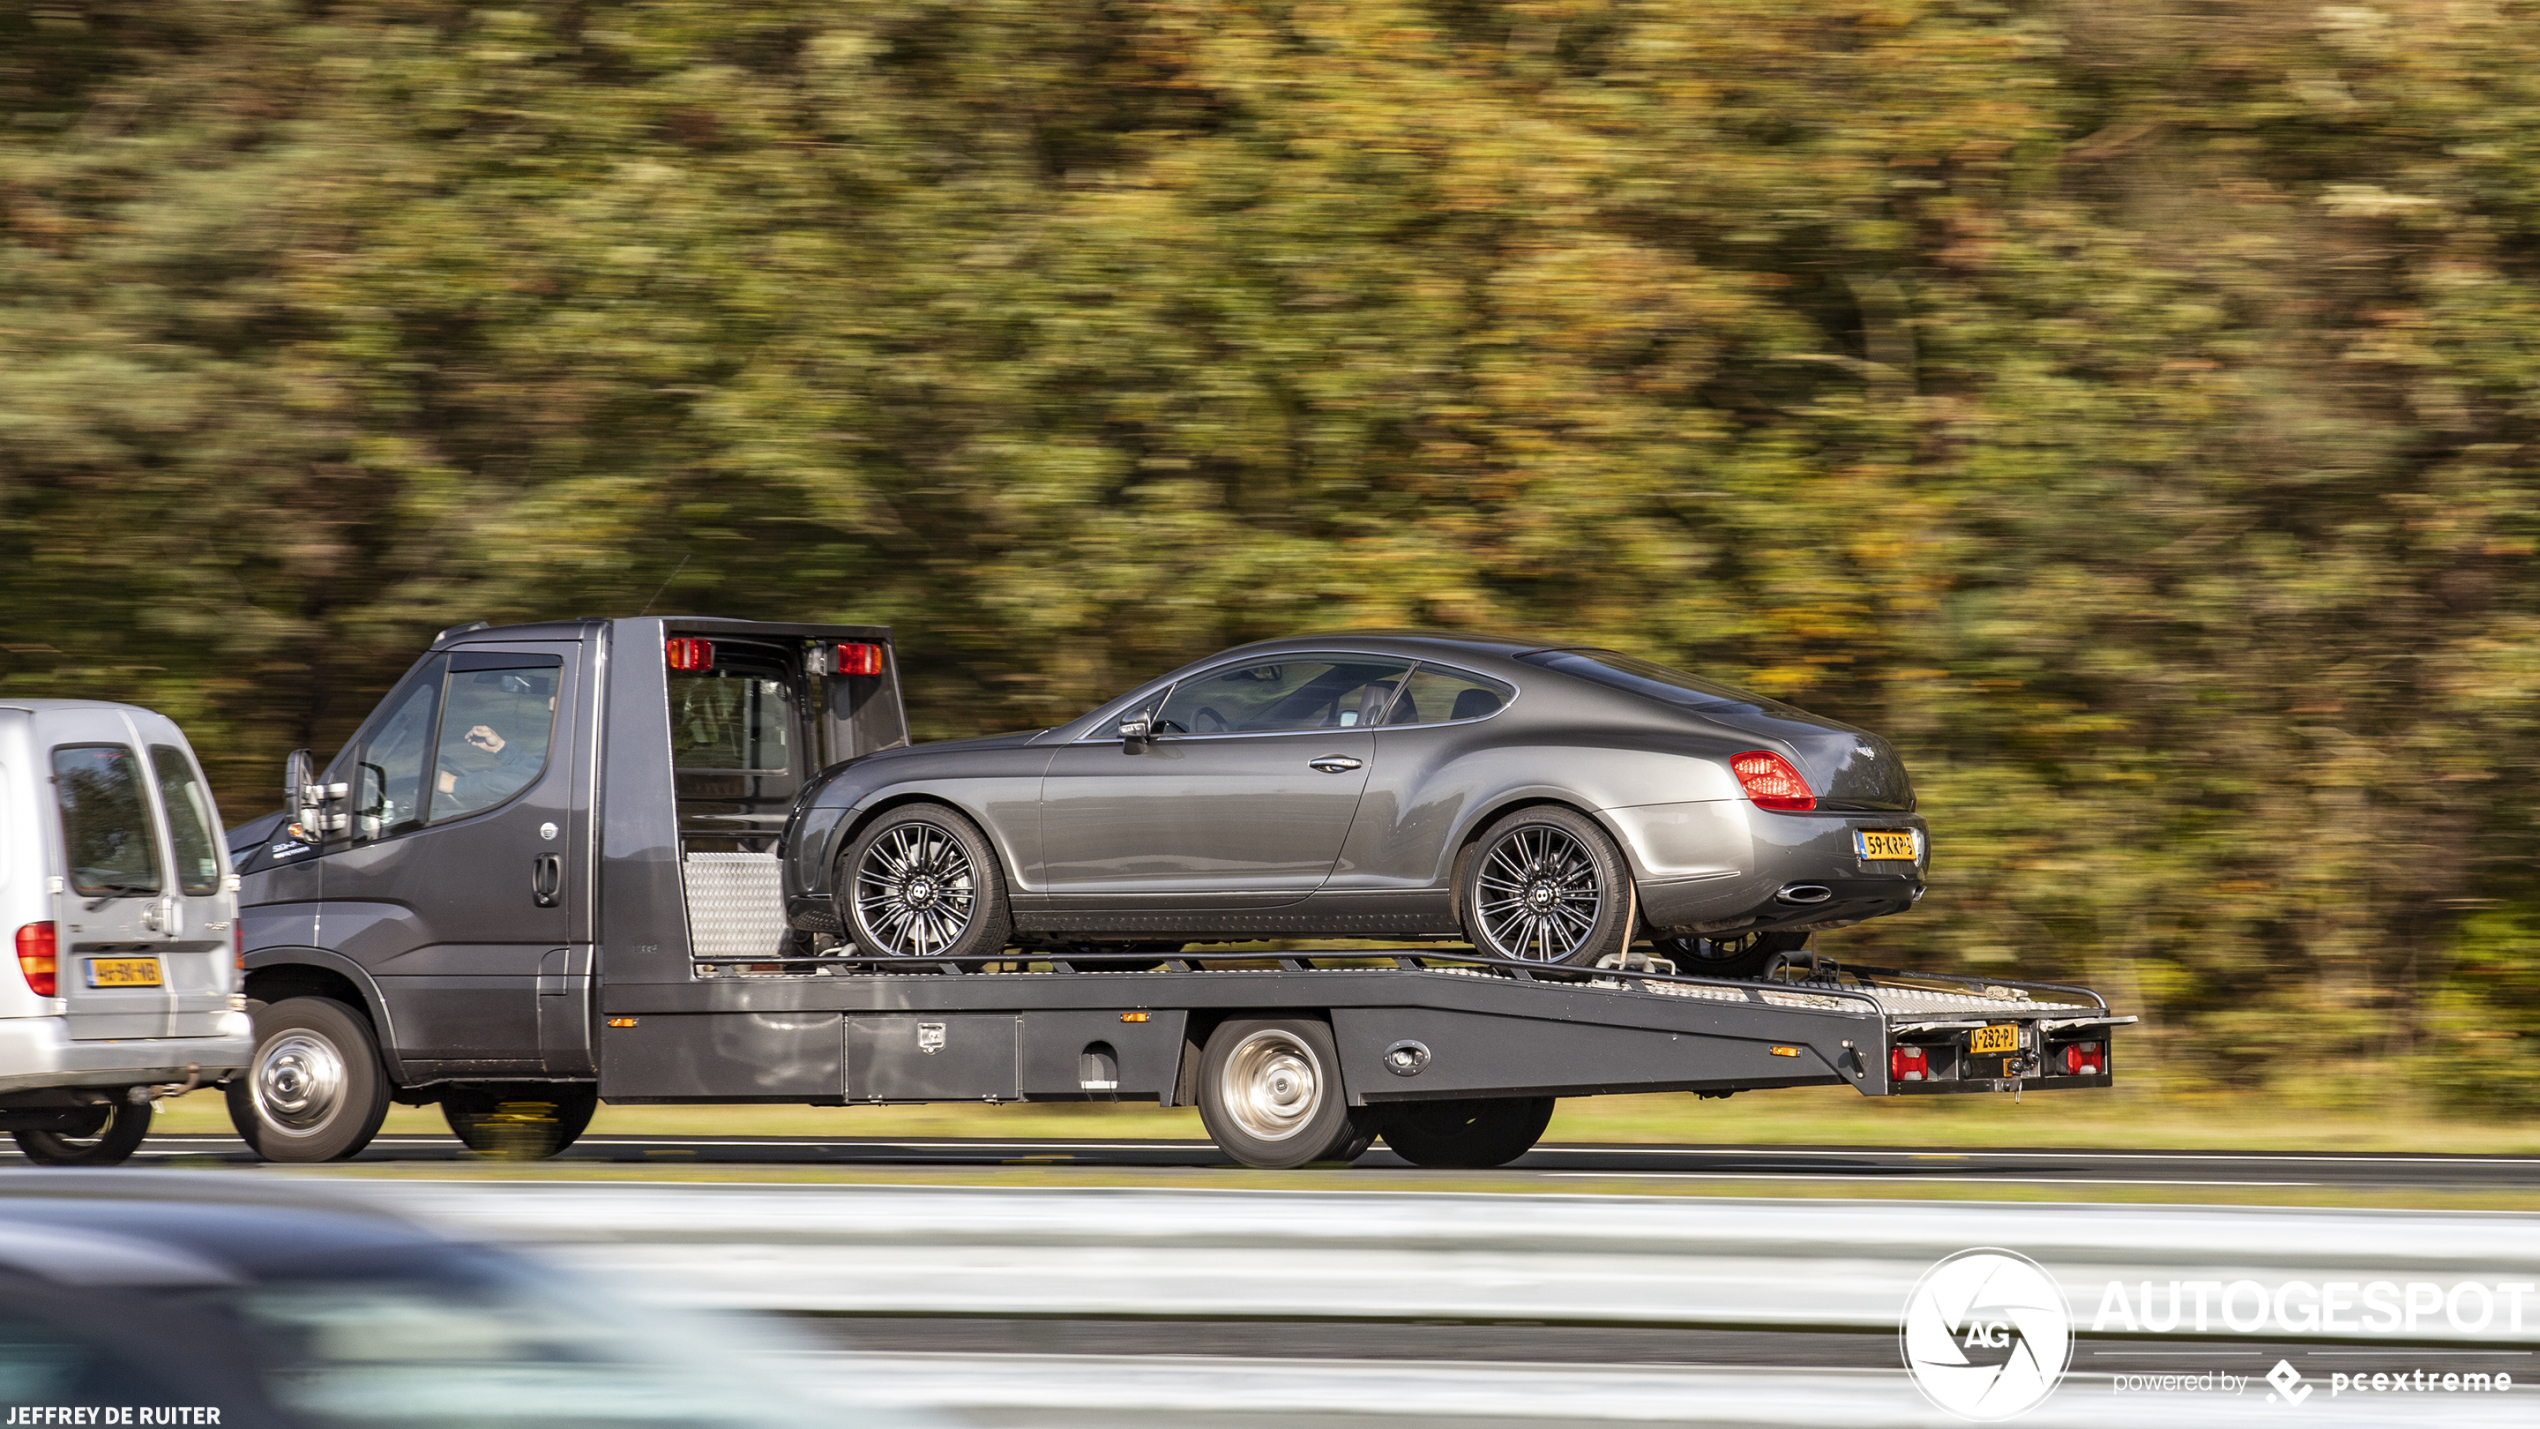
[1901,1249,2073,1420]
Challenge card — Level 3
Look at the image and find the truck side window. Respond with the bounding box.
[51,744,163,897]
[349,664,442,842]
[428,660,559,822]
[148,745,223,896]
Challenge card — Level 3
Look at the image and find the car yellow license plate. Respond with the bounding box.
[1858,829,1917,861]
[1969,1023,2021,1055]
[85,956,163,989]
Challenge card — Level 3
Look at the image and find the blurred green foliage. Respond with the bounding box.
[3,1,2536,1098]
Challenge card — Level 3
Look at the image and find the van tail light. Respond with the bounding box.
[16,922,57,998]
[1890,1045,1928,1083]
[2059,1042,2104,1076]
[234,920,246,972]
[1731,750,1816,812]
[665,637,714,672]
[834,642,884,677]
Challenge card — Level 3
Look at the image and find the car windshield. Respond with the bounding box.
[170,1247,836,1429]
[1516,649,1812,721]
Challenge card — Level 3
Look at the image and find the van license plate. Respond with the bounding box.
[85,957,163,989]
[1969,1023,2021,1055]
[1857,829,1917,861]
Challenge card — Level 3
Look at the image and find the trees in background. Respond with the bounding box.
[4,1,2535,1098]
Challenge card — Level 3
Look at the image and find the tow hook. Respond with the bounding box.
[131,1063,203,1105]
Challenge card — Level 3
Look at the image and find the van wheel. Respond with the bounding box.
[1381,1097,1555,1168]
[443,1084,599,1160]
[1197,1018,1366,1169]
[226,997,392,1163]
[12,1101,153,1167]
[1459,807,1635,966]
[841,804,1013,965]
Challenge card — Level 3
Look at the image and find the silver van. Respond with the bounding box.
[1,700,253,1164]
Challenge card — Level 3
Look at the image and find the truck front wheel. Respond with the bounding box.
[226,997,392,1163]
[442,1084,599,1159]
[1380,1097,1555,1168]
[1196,1018,1372,1169]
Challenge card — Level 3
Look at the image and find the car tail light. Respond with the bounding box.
[1890,1045,1928,1082]
[1731,750,1816,811]
[2059,1042,2104,1076]
[834,642,884,677]
[16,922,57,998]
[665,637,714,672]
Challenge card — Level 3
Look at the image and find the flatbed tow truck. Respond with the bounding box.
[228,617,2129,1169]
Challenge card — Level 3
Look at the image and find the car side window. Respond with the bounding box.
[1387,663,1515,726]
[345,658,444,842]
[1154,657,1416,736]
[51,744,162,897]
[148,745,223,896]
[429,657,560,822]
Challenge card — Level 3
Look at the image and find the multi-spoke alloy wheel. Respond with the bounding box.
[1457,806,1633,967]
[841,805,1012,963]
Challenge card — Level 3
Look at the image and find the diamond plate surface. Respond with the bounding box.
[683,851,789,962]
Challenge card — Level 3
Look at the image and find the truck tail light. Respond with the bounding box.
[2059,1042,2104,1076]
[665,637,714,672]
[1731,750,1816,812]
[1890,1045,1928,1082]
[834,642,884,677]
[16,922,57,998]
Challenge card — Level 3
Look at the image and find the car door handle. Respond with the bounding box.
[1308,756,1363,773]
[531,853,562,908]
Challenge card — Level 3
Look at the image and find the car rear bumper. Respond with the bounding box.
[0,1013,254,1097]
[1611,802,1927,936]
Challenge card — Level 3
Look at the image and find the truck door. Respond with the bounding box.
[42,718,176,1039]
[319,643,586,1078]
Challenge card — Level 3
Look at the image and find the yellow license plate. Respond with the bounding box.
[1970,1023,2021,1055]
[85,957,163,989]
[1858,829,1917,861]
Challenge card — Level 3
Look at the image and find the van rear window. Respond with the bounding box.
[53,745,162,898]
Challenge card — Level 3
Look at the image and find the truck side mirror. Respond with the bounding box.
[283,749,322,845]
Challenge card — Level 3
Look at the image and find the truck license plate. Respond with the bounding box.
[1969,1023,2021,1055]
[86,956,163,989]
[1857,829,1917,860]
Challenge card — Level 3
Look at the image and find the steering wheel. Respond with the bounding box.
[1193,707,1230,733]
[1153,718,1189,734]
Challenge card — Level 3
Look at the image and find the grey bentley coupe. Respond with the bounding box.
[780,634,1927,974]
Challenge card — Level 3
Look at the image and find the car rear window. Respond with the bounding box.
[1515,649,1811,721]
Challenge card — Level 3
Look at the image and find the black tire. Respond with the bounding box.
[841,804,1013,963]
[225,996,392,1163]
[12,1101,153,1166]
[1196,1018,1365,1169]
[1653,929,1810,980]
[1381,1097,1555,1169]
[1457,806,1635,966]
[442,1083,599,1160]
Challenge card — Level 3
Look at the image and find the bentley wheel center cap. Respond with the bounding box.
[905,878,936,907]
[1527,882,1558,909]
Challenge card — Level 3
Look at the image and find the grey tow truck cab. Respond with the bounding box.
[1,701,253,1165]
[231,617,2127,1170]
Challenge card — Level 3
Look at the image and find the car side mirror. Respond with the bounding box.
[1117,716,1152,748]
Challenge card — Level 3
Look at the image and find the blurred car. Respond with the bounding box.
[784,635,1928,974]
[0,1171,900,1428]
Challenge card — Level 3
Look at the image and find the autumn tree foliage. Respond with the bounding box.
[4,1,2536,1098]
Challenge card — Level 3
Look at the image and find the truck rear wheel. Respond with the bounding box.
[442,1084,599,1160]
[1196,1018,1369,1169]
[226,997,392,1163]
[842,804,1013,964]
[1380,1097,1555,1168]
[12,1101,153,1167]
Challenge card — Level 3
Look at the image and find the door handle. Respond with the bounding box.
[531,853,562,908]
[1308,756,1363,773]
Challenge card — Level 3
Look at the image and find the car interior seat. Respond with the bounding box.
[1450,686,1503,721]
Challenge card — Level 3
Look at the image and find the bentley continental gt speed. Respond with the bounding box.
[781,635,1927,975]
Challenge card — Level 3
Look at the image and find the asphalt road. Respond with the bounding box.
[96,1131,2540,1190]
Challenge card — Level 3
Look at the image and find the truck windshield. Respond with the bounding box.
[52,744,162,897]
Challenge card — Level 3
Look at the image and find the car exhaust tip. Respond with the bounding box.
[1776,884,1835,906]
